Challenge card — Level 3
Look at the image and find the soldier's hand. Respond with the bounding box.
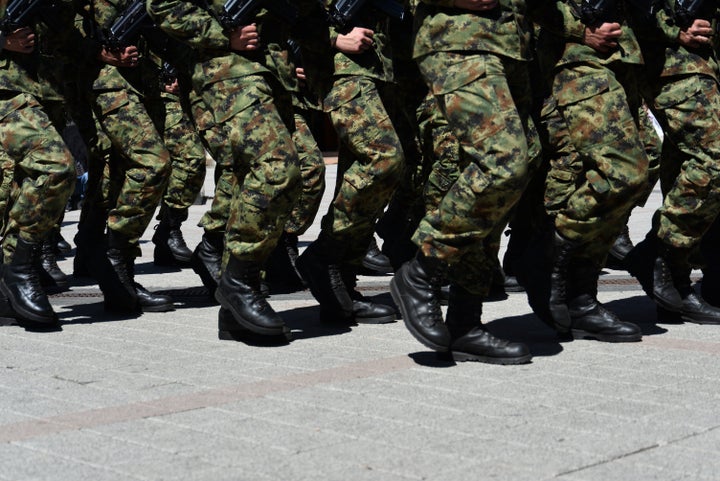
[453,0,498,11]
[678,19,713,48]
[3,27,35,54]
[97,45,140,67]
[229,24,259,51]
[583,22,622,53]
[335,27,374,54]
[164,79,180,95]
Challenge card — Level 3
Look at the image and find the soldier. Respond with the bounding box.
[151,45,208,269]
[390,0,541,364]
[295,0,402,326]
[0,3,76,329]
[148,1,307,340]
[625,0,720,324]
[73,0,174,313]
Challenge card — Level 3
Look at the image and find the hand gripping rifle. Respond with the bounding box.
[0,0,46,51]
[674,0,709,28]
[104,0,152,50]
[219,0,299,30]
[577,0,616,26]
[328,0,405,30]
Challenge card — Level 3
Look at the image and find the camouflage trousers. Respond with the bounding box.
[321,76,404,264]
[197,74,301,262]
[643,73,720,251]
[0,93,74,260]
[285,108,325,235]
[413,52,540,295]
[544,62,652,263]
[92,88,171,250]
[160,92,207,212]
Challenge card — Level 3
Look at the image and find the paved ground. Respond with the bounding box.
[2,164,719,481]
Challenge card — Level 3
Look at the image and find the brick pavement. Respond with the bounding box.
[1,165,719,481]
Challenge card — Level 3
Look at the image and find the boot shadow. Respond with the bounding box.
[280,305,353,340]
[602,294,669,336]
[56,301,143,324]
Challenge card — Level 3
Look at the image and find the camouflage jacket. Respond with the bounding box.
[325,1,394,82]
[636,3,718,79]
[0,0,73,96]
[153,1,314,93]
[413,0,534,61]
[534,0,644,68]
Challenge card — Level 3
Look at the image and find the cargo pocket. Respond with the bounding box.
[322,77,363,113]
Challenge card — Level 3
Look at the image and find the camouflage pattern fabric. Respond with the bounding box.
[644,68,720,250]
[0,94,75,260]
[320,75,404,264]
[92,87,171,249]
[160,92,207,211]
[412,51,540,297]
[285,107,326,236]
[545,62,651,262]
[201,75,301,262]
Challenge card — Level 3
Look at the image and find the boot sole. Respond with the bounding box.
[140,303,175,313]
[214,289,287,336]
[0,279,58,325]
[389,279,449,352]
[571,329,642,343]
[452,350,532,365]
[355,313,396,324]
[680,313,720,325]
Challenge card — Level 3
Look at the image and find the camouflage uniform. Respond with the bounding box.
[410,0,541,296]
[83,0,172,254]
[638,7,720,252]
[0,4,75,260]
[318,8,404,265]
[536,0,652,264]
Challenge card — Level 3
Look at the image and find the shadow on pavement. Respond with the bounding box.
[56,301,143,324]
[281,305,353,340]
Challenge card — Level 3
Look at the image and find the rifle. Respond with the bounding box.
[674,0,709,28]
[219,0,299,30]
[0,0,46,51]
[577,0,616,26]
[328,0,405,30]
[105,0,152,50]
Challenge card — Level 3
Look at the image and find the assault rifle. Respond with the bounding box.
[0,0,46,51]
[674,0,709,28]
[328,0,405,30]
[105,0,152,50]
[578,0,616,26]
[219,0,299,30]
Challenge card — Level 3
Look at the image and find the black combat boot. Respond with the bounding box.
[605,225,633,270]
[125,259,174,313]
[664,263,720,324]
[390,252,451,351]
[264,232,305,294]
[626,235,683,312]
[191,231,224,293]
[0,289,17,324]
[152,205,193,267]
[215,255,289,336]
[40,237,69,290]
[446,284,531,364]
[217,307,292,343]
[104,229,140,314]
[0,238,59,326]
[567,259,642,342]
[296,233,353,322]
[54,229,72,257]
[700,216,720,307]
[361,238,393,275]
[341,266,396,324]
[515,223,555,327]
[548,231,578,333]
[502,228,528,293]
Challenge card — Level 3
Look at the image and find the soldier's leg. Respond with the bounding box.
[0,94,74,328]
[206,75,301,337]
[631,74,720,322]
[153,94,207,267]
[549,64,648,341]
[297,76,402,324]
[265,107,325,292]
[94,89,173,313]
[393,53,534,363]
